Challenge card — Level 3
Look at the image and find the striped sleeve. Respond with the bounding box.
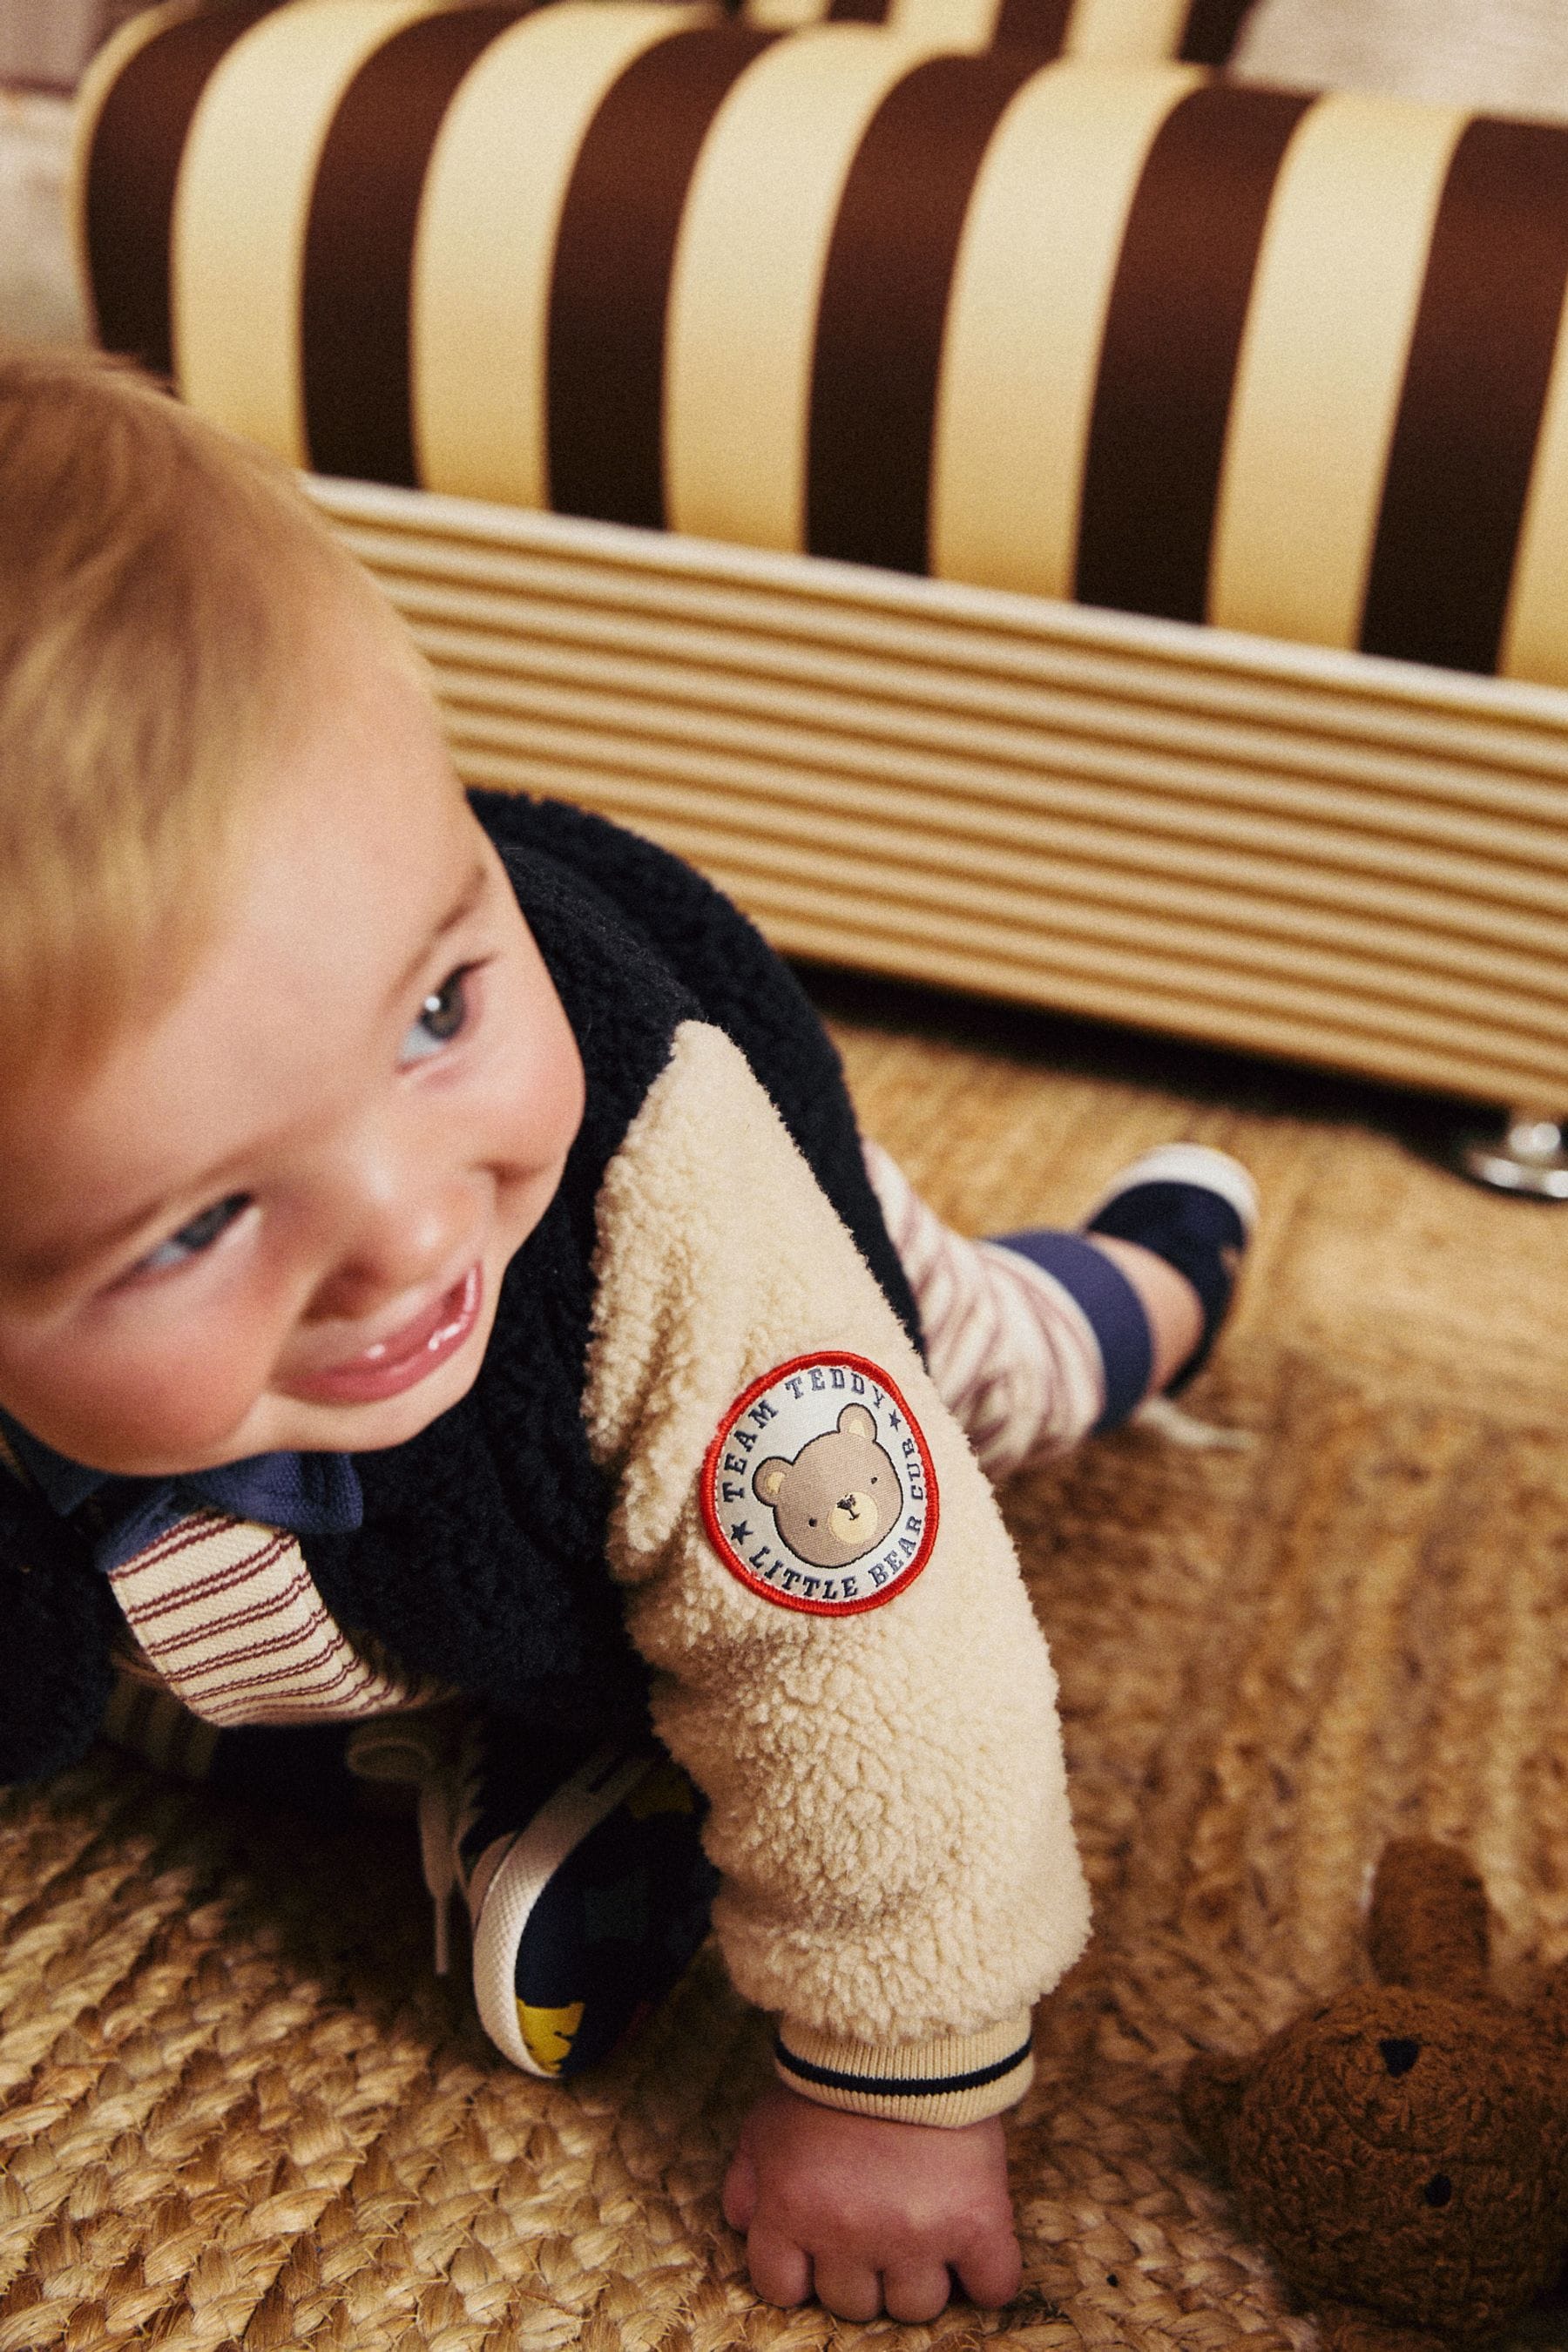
[78,0,1568,686]
[105,1511,453,1725]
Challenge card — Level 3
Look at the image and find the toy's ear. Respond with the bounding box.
[1366,1838,1490,1995]
[1179,2049,1254,2179]
[1317,2302,1450,2352]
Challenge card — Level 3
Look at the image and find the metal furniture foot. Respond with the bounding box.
[1454,1111,1568,1200]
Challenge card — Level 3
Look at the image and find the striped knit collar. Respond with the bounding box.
[0,1409,362,1572]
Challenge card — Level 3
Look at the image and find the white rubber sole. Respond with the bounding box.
[1085,1144,1259,1236]
[470,1744,652,2077]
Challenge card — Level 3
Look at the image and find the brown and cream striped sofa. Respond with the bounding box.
[75,0,1568,1131]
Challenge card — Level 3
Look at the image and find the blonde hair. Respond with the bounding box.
[0,346,423,1085]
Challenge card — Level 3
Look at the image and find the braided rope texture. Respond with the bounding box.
[3,1002,1567,2350]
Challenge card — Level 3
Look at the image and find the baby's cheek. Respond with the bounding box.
[3,1312,275,1474]
[124,1332,268,1456]
[503,934,585,1170]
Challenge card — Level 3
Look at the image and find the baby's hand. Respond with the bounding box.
[721,2081,1022,2322]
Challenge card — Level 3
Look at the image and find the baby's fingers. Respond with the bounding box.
[882,2261,956,2322]
[720,2146,758,2234]
[810,2256,886,2322]
[744,2223,812,2309]
[953,2223,1024,2312]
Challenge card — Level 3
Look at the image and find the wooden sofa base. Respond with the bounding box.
[311,476,1568,1112]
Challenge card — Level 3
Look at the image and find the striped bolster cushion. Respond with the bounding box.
[81,0,1568,687]
[733,0,1255,61]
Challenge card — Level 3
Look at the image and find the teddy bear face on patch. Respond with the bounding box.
[751,1402,903,1571]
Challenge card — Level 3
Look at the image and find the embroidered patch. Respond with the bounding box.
[701,1353,938,1616]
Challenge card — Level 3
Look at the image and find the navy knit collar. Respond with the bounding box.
[0,1409,362,1572]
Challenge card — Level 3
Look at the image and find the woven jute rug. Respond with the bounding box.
[3,983,1566,2352]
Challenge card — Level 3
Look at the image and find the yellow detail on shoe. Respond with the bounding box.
[518,1999,585,2075]
[625,1761,695,1821]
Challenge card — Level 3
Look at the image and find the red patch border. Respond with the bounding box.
[700,1350,940,1618]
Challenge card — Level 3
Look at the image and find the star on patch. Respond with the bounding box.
[700,1350,939,1619]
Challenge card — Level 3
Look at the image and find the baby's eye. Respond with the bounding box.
[134,1193,250,1276]
[402,965,474,1064]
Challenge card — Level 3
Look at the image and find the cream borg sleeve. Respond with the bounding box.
[583,1021,1091,2126]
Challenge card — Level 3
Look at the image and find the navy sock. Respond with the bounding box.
[990,1228,1153,1432]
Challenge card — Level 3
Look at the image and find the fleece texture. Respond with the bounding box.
[585,1019,1091,2120]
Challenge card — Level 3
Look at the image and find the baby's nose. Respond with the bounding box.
[310,1177,476,1321]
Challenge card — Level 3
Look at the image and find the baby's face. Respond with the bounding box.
[0,624,585,1474]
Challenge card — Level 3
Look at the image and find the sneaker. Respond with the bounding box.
[455,1733,720,2079]
[1082,1143,1257,1395]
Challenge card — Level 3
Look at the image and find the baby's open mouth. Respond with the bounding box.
[283,1266,483,1406]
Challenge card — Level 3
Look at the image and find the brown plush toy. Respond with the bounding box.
[1180,1840,1568,2351]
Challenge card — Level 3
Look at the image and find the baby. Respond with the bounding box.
[0,348,1255,2324]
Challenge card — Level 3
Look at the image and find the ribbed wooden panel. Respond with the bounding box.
[310,475,1568,1107]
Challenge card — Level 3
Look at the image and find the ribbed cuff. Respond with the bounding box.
[774,2012,1035,2126]
[990,1229,1152,1430]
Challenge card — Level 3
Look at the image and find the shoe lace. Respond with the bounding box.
[345,1706,482,1976]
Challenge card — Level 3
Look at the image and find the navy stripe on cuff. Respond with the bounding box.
[774,2034,1034,2099]
[990,1228,1152,1430]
